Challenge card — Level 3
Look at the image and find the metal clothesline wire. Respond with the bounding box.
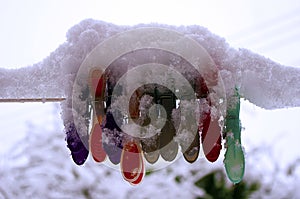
[0,98,66,103]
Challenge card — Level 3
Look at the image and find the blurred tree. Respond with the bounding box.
[194,170,260,199]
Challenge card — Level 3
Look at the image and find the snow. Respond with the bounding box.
[0,94,299,199]
[2,19,298,146]
[0,19,300,198]
[1,19,299,107]
[0,65,64,99]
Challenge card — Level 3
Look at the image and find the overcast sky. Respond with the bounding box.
[1,0,299,69]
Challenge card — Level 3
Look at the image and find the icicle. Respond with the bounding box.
[224,87,245,184]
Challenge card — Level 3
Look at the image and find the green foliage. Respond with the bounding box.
[194,170,260,199]
[82,188,92,199]
[145,170,154,176]
[175,175,183,184]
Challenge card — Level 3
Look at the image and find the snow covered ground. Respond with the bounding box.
[0,101,299,198]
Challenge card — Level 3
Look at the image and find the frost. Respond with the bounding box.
[227,132,234,139]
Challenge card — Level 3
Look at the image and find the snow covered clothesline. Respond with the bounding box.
[0,19,299,109]
[0,19,299,185]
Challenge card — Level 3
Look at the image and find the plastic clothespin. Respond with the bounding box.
[224,87,245,184]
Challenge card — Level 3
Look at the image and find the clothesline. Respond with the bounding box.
[0,98,66,103]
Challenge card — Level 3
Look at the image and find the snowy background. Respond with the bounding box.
[0,0,300,198]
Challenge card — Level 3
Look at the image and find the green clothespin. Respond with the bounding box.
[224,87,245,184]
